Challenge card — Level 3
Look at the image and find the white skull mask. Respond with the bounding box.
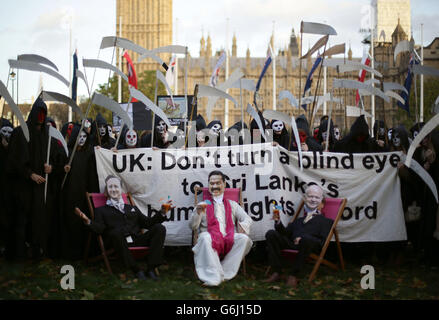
[392,133,401,147]
[99,125,106,136]
[413,131,419,139]
[378,127,385,137]
[209,123,222,136]
[125,129,137,147]
[322,131,328,141]
[334,128,340,140]
[78,131,87,147]
[387,129,393,141]
[0,126,13,140]
[272,120,284,134]
[107,125,113,136]
[156,120,167,134]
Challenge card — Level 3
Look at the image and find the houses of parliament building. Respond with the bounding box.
[116,0,438,131]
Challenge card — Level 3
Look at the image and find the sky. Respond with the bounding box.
[0,0,438,104]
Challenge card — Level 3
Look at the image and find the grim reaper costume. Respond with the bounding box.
[7,98,51,259]
[60,126,99,260]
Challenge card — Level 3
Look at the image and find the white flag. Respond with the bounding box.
[165,55,176,91]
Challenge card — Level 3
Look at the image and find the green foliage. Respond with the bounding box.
[396,77,439,130]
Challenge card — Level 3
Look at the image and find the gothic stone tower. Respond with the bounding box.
[116,0,173,74]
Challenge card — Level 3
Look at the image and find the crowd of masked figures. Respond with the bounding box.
[0,96,438,267]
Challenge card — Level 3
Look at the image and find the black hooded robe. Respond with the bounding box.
[60,127,99,260]
[6,98,52,259]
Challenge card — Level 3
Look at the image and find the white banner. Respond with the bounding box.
[95,144,407,245]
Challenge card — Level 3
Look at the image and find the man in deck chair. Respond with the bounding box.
[75,175,172,281]
[264,184,332,288]
[189,170,253,286]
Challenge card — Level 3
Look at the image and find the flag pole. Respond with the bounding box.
[309,39,328,129]
[118,16,122,104]
[298,23,303,111]
[151,75,159,148]
[288,25,303,152]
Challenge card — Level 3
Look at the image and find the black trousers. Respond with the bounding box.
[107,224,166,273]
[265,229,321,276]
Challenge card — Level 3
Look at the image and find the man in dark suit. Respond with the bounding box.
[264,184,332,288]
[75,175,172,281]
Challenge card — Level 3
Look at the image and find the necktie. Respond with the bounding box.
[304,211,317,223]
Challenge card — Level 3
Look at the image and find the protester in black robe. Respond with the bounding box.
[316,118,336,151]
[226,121,248,146]
[373,120,389,152]
[96,113,116,149]
[141,117,173,149]
[375,125,414,265]
[411,127,439,265]
[0,119,13,257]
[410,122,425,140]
[290,115,323,152]
[117,125,139,150]
[205,120,225,147]
[60,126,99,260]
[271,119,289,149]
[6,98,52,260]
[333,115,380,153]
[45,117,69,258]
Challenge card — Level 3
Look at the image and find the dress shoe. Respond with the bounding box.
[263,272,280,283]
[147,270,160,281]
[136,271,147,280]
[285,275,298,288]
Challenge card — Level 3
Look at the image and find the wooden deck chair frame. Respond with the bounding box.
[265,197,346,282]
[84,192,152,275]
[193,186,247,276]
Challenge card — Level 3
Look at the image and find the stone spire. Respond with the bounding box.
[392,18,407,45]
[289,28,299,57]
[246,46,251,70]
[200,34,205,57]
[206,33,212,57]
[232,33,237,57]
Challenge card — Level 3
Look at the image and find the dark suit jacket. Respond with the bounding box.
[89,203,166,239]
[275,213,333,247]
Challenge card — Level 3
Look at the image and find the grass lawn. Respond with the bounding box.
[1,243,438,300]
